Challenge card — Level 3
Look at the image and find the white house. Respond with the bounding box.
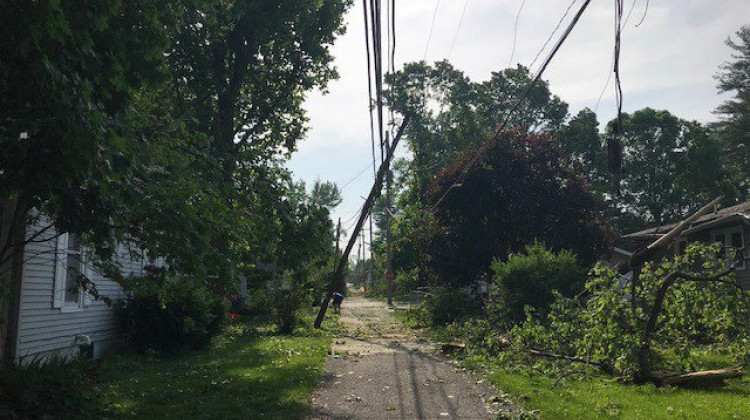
[0,215,150,361]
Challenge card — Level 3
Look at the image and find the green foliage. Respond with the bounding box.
[0,0,351,303]
[489,243,587,325]
[426,131,611,290]
[608,109,737,228]
[510,243,750,377]
[115,268,228,353]
[378,60,569,282]
[558,107,737,233]
[424,286,483,325]
[0,356,98,420]
[267,271,310,334]
[714,25,750,189]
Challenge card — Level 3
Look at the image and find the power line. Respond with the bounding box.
[507,0,528,67]
[363,0,378,183]
[339,162,374,191]
[528,0,578,71]
[390,0,395,74]
[423,0,441,60]
[431,0,595,210]
[595,0,638,113]
[447,0,470,60]
[635,0,649,27]
[371,0,385,163]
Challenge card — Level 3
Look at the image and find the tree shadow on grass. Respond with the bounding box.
[100,327,329,420]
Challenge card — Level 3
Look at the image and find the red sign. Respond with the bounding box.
[386,270,394,284]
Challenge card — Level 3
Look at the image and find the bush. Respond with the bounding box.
[426,285,483,325]
[115,268,228,353]
[489,242,587,325]
[268,270,309,334]
[0,356,97,419]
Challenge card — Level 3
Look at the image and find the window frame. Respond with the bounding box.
[53,233,92,312]
[712,226,746,271]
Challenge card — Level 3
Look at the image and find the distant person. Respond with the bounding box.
[332,291,344,315]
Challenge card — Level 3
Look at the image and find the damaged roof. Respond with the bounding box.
[622,201,750,240]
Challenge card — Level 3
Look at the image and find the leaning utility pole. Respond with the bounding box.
[335,218,341,253]
[314,116,410,328]
[360,226,366,287]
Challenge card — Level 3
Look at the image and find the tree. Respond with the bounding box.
[557,108,607,191]
[0,0,352,315]
[557,107,736,234]
[714,25,750,194]
[165,0,351,284]
[0,0,172,290]
[385,61,568,198]
[425,130,612,291]
[380,61,570,283]
[606,109,735,230]
[511,243,750,382]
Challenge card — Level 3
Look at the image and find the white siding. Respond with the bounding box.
[15,220,146,359]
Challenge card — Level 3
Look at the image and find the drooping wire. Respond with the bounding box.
[595,0,638,113]
[635,0,649,27]
[363,0,378,182]
[390,0,395,75]
[423,0,441,60]
[371,0,385,165]
[339,162,375,191]
[507,0,528,67]
[614,0,624,129]
[431,0,595,211]
[528,0,578,71]
[606,0,625,181]
[447,0,470,60]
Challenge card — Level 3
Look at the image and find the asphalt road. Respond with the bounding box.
[307,296,511,420]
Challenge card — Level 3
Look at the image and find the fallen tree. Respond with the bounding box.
[509,238,750,386]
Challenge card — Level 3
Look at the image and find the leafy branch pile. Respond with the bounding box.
[508,243,750,382]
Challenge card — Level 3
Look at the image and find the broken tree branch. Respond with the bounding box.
[647,195,723,251]
[527,349,603,367]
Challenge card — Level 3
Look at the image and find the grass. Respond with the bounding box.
[484,364,750,420]
[97,315,338,420]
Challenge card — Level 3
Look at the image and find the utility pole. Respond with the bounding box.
[335,218,341,253]
[385,132,393,305]
[314,116,410,328]
[359,229,367,284]
[368,214,375,291]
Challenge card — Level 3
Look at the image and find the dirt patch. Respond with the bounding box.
[308,295,511,420]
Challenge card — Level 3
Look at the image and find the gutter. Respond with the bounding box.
[681,214,750,236]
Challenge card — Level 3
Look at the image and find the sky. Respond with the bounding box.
[288,0,750,250]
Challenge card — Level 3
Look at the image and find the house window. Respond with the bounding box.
[54,233,90,311]
[713,228,746,270]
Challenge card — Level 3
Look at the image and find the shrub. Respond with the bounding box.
[0,356,97,419]
[489,242,587,325]
[267,270,309,334]
[115,267,228,353]
[426,285,483,325]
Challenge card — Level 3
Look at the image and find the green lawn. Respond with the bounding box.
[98,317,334,420]
[485,366,750,420]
